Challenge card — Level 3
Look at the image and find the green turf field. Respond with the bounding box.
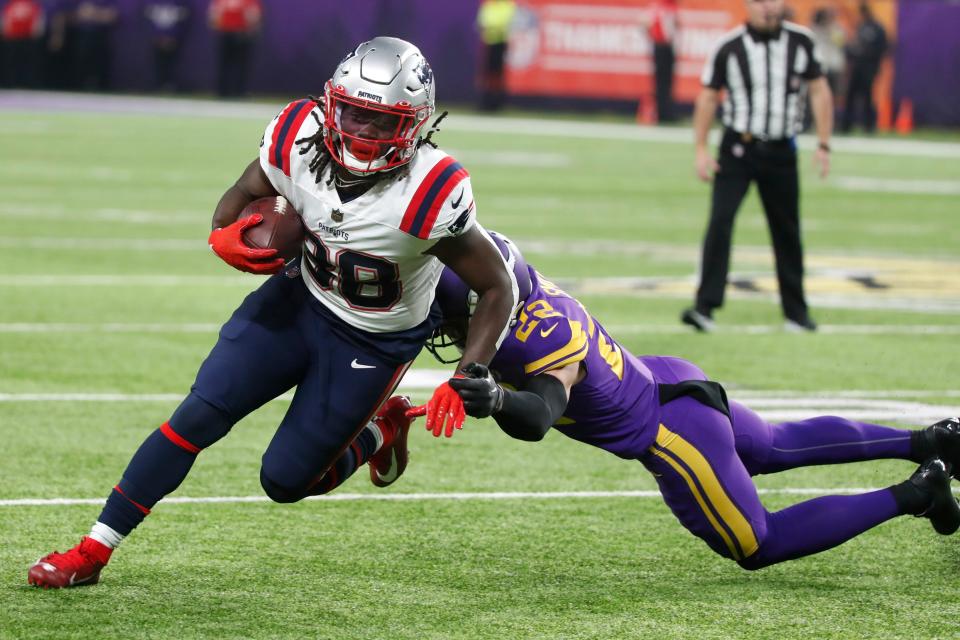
[1,98,959,639]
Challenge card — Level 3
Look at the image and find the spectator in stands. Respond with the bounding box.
[208,0,261,98]
[44,0,76,90]
[144,0,190,92]
[811,7,845,97]
[841,2,887,133]
[645,0,678,123]
[2,0,45,88]
[73,0,119,91]
[476,0,515,111]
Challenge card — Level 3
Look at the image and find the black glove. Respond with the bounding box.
[448,362,504,418]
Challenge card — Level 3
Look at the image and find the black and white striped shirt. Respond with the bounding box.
[701,22,823,140]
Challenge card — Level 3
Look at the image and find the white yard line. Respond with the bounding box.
[2,387,957,423]
[1,487,949,508]
[6,234,956,266]
[2,274,959,315]
[3,91,959,159]
[0,393,186,402]
[0,323,221,333]
[0,274,255,286]
[834,176,960,196]
[732,389,960,399]
[0,205,204,224]
[0,232,960,276]
[804,297,960,314]
[1,322,958,336]
[4,386,955,402]
[603,324,960,335]
[0,237,204,251]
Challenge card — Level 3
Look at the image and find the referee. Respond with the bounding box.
[682,0,832,333]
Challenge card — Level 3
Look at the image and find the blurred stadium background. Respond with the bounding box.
[2,1,959,638]
[1,0,958,125]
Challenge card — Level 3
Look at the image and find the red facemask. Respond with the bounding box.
[323,81,431,173]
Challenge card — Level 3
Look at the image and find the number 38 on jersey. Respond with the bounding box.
[304,234,402,312]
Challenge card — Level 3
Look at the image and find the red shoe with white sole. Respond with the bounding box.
[369,396,414,488]
[28,536,112,589]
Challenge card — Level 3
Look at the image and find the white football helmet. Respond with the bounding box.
[323,37,436,174]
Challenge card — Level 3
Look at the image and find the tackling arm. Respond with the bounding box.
[494,361,581,441]
[428,227,517,368]
[449,361,582,441]
[414,227,516,437]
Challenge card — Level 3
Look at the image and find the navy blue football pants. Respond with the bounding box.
[102,271,412,532]
[189,271,409,497]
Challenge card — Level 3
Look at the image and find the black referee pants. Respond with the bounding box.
[695,129,809,322]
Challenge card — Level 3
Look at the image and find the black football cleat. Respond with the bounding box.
[908,458,960,535]
[916,418,960,478]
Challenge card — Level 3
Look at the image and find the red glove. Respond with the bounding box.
[406,374,466,438]
[208,214,285,275]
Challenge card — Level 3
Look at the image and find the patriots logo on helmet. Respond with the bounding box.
[415,60,434,100]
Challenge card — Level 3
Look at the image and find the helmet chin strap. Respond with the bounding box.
[332,168,373,188]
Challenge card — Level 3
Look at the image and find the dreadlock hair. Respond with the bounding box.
[293,95,334,187]
[382,110,449,185]
[293,97,451,188]
[418,110,448,150]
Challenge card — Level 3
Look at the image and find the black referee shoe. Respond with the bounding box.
[681,308,715,333]
[784,316,817,333]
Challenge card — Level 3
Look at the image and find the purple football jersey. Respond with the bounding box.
[490,269,660,458]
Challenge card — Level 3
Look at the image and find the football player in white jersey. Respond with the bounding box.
[28,37,518,589]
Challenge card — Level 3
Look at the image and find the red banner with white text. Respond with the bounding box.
[505,0,897,104]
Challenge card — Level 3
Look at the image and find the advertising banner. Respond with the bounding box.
[506,0,738,102]
[505,0,898,105]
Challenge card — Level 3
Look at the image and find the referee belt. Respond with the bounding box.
[724,129,792,149]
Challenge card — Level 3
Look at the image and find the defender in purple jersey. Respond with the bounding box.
[414,232,960,569]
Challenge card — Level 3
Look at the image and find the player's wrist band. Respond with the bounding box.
[818,142,831,153]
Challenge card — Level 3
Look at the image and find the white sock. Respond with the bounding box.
[368,420,386,453]
[89,521,125,549]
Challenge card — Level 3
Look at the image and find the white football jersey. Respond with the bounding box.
[258,100,478,333]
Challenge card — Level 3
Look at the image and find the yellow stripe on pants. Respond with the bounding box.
[651,424,759,559]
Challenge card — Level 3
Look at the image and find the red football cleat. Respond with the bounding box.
[28,536,112,589]
[369,396,414,488]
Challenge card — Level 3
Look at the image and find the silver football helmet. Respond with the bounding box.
[323,37,436,174]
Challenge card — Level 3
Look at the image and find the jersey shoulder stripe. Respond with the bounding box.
[523,320,589,376]
[400,155,469,239]
[269,99,314,177]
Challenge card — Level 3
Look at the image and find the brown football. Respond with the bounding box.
[238,197,306,262]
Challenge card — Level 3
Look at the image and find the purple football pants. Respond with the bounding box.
[640,356,911,569]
